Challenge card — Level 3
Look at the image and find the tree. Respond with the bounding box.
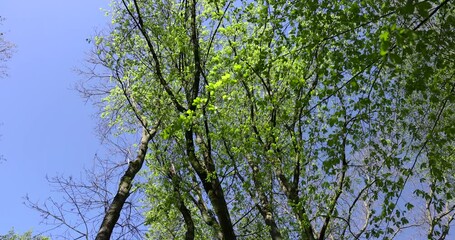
[1,17,15,162]
[34,0,455,239]
[0,17,15,78]
[26,154,148,240]
[0,229,49,240]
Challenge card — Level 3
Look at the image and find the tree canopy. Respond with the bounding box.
[37,0,455,239]
[0,229,49,240]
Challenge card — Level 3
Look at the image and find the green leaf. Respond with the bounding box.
[380,31,390,41]
[417,2,432,18]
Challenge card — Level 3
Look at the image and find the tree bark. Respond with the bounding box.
[176,191,195,240]
[277,172,315,240]
[190,177,223,239]
[185,130,236,240]
[96,128,154,240]
[169,166,195,240]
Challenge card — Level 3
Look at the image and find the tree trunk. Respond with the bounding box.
[169,166,195,240]
[185,130,236,240]
[96,129,153,240]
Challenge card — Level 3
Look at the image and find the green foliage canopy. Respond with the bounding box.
[88,0,455,239]
[0,229,49,240]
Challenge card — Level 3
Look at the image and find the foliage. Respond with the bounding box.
[79,0,455,239]
[0,229,49,240]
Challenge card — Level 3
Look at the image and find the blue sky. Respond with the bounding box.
[0,0,110,235]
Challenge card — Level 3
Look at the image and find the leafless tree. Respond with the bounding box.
[25,154,148,240]
[0,17,15,78]
[0,17,15,163]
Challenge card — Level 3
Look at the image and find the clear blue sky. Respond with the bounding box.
[0,0,110,235]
